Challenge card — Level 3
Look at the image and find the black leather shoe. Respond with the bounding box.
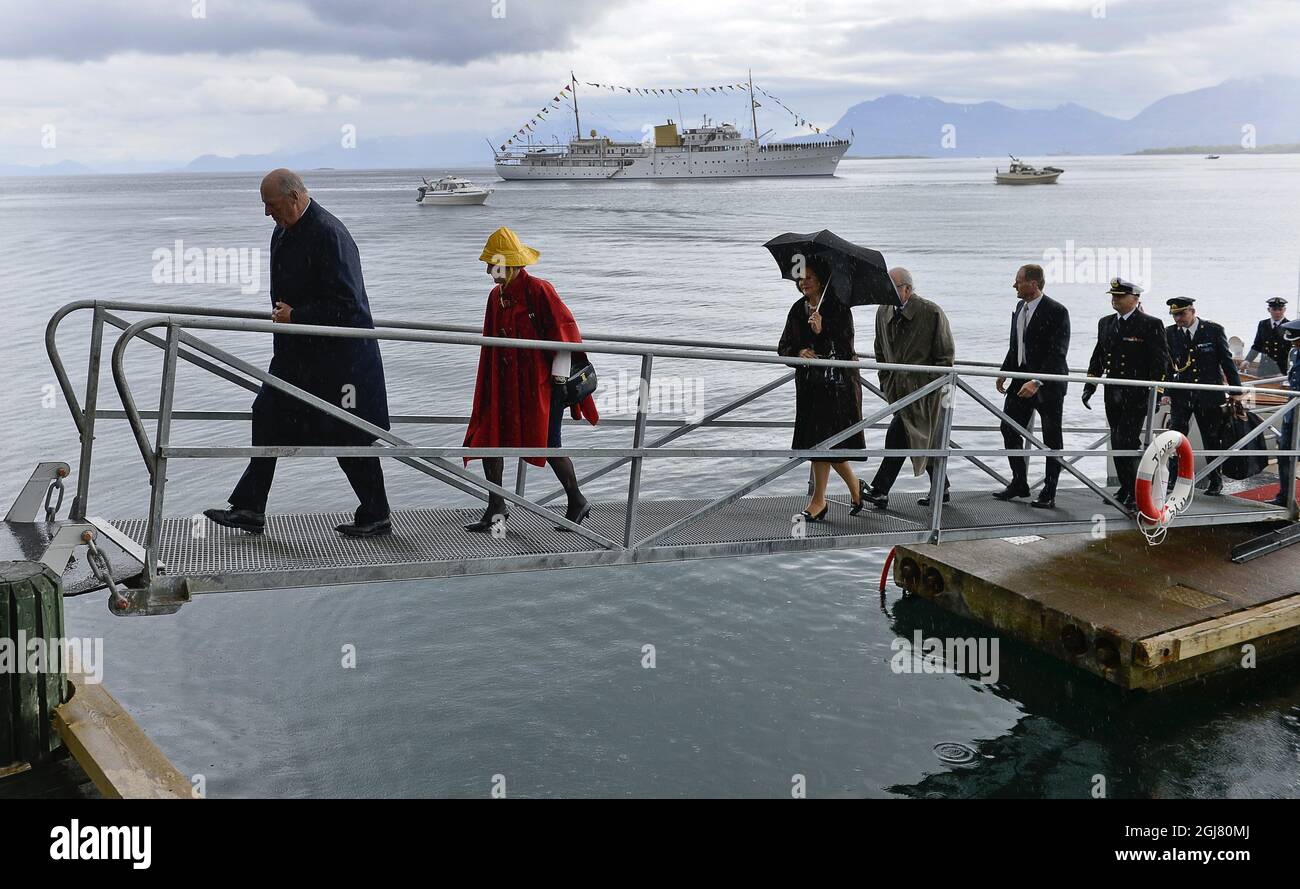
[801,504,830,523]
[862,488,890,510]
[555,497,592,532]
[917,491,952,507]
[992,482,1030,501]
[203,507,265,534]
[1269,494,1288,507]
[336,517,392,538]
[848,479,870,516]
[465,506,509,533]
[1029,496,1056,509]
[1203,479,1223,497]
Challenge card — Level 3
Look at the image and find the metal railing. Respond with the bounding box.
[46,300,1300,587]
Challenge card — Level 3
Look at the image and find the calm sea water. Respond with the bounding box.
[2,156,1299,797]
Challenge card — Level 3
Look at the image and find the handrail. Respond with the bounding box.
[132,314,1300,396]
[47,297,1181,430]
[48,299,1300,590]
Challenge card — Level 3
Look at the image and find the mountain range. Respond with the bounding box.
[828,76,1300,157]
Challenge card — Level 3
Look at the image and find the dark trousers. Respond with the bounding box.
[870,413,949,496]
[1000,385,1065,496]
[1105,396,1147,499]
[228,398,391,523]
[1279,414,1295,500]
[1167,397,1227,487]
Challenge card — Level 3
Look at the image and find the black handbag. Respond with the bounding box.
[524,288,598,407]
[559,354,598,406]
[1220,402,1270,480]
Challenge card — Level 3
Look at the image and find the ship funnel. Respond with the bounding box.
[654,121,682,148]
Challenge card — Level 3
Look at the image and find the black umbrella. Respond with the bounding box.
[763,229,900,308]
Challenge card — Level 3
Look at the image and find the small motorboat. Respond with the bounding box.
[995,156,1064,184]
[1206,154,1221,160]
[416,175,493,206]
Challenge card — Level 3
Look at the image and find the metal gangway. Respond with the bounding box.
[11,299,1299,615]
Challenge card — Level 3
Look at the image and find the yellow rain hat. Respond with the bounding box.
[479,226,540,267]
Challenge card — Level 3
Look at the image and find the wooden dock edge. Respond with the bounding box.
[52,653,194,799]
[893,543,1300,691]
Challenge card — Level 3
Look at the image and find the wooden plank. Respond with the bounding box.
[1137,594,1300,664]
[53,653,193,800]
[894,524,1300,689]
[899,525,1300,640]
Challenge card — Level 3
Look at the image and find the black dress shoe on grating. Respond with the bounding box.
[992,482,1031,501]
[1029,496,1056,509]
[203,507,265,534]
[336,517,393,538]
[861,488,890,510]
[917,491,952,507]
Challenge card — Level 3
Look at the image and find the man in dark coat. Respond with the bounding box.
[1271,319,1300,506]
[1081,278,1169,510]
[1242,297,1290,376]
[992,263,1070,508]
[1163,297,1241,496]
[204,169,392,537]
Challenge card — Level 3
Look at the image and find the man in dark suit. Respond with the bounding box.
[204,169,393,538]
[1081,278,1170,510]
[1241,297,1290,376]
[992,264,1070,508]
[1163,297,1241,496]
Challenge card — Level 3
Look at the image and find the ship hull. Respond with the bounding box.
[496,143,847,180]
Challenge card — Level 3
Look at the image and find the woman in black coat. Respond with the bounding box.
[777,257,868,521]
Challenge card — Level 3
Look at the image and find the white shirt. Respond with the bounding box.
[1118,307,1138,321]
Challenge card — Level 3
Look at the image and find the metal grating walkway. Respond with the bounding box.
[107,487,1287,596]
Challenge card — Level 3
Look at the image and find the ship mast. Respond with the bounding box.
[748,69,758,142]
[571,71,582,139]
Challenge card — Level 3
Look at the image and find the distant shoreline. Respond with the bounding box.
[1129,144,1300,155]
[7,149,1300,177]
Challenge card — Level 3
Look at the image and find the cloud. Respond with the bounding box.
[196,75,332,113]
[0,0,627,64]
[0,0,1297,168]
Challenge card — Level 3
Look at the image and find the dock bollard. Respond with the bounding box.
[0,561,68,768]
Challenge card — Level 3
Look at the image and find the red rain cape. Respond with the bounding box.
[463,268,599,466]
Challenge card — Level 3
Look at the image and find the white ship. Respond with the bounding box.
[494,73,849,181]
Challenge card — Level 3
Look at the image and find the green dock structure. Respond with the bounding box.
[892,524,1300,691]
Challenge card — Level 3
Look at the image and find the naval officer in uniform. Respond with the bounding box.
[1241,297,1291,376]
[1081,278,1170,509]
[1271,319,1300,506]
[1163,297,1241,497]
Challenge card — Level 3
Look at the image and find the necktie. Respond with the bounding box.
[1017,306,1028,366]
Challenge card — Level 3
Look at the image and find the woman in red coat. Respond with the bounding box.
[463,227,599,533]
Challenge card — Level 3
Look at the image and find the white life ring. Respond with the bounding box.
[1134,430,1195,528]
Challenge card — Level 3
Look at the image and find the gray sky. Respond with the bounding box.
[2,0,1298,166]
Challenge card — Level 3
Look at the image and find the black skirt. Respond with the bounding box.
[792,365,866,457]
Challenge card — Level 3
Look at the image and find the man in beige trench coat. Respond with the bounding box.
[861,267,956,510]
